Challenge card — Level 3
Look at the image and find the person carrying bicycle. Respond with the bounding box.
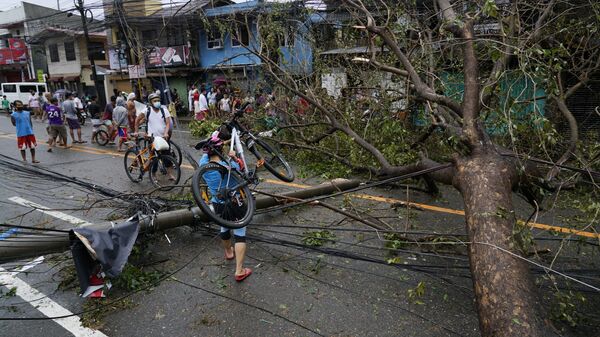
[134,93,175,180]
[199,130,252,282]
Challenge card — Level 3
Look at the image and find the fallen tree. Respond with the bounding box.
[211,0,600,335]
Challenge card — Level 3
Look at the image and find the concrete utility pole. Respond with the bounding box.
[0,179,361,263]
[74,0,106,107]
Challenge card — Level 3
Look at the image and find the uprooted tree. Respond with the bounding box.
[209,0,600,335]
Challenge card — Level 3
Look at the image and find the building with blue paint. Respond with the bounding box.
[198,0,313,91]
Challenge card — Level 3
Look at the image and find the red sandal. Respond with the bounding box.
[235,268,252,282]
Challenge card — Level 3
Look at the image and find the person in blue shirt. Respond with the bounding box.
[199,131,252,282]
[10,100,39,163]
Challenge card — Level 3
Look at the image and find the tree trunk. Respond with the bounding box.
[454,152,554,337]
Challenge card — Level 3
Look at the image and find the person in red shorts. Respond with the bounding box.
[10,100,39,163]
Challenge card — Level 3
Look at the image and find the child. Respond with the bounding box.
[10,100,39,163]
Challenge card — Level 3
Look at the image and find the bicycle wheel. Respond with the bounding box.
[247,138,295,182]
[149,154,181,191]
[168,140,183,166]
[191,162,255,229]
[95,130,109,146]
[124,149,143,182]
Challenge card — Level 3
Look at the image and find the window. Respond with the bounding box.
[88,42,106,60]
[141,30,157,44]
[231,25,250,47]
[64,41,76,61]
[207,28,223,49]
[166,27,184,46]
[49,44,59,62]
[38,85,46,93]
[19,85,37,93]
[2,84,16,93]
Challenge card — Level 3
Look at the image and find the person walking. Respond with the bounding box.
[112,97,129,152]
[28,91,41,120]
[62,92,86,144]
[88,96,102,143]
[44,97,69,151]
[199,131,252,282]
[10,100,39,163]
[103,96,116,143]
[126,92,137,132]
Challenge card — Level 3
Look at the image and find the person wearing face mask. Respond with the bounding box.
[10,100,39,163]
[134,93,172,139]
[134,93,175,179]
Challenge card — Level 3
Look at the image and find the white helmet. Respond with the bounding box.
[153,136,169,151]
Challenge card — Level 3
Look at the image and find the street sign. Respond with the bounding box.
[127,65,146,79]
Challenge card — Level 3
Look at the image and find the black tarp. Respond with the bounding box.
[70,216,140,293]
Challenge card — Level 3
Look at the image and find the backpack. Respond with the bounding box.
[146,106,173,137]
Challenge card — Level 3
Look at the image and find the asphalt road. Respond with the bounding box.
[0,113,598,337]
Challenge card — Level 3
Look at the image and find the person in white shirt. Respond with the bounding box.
[196,87,209,121]
[134,93,171,138]
[134,93,175,179]
[28,91,41,119]
[220,93,231,113]
[73,95,84,112]
[188,84,195,113]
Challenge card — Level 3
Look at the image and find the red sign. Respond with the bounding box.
[0,38,27,65]
[146,45,190,68]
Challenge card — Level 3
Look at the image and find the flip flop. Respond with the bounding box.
[31,160,40,164]
[235,268,252,282]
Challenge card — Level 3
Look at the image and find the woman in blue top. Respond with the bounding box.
[199,131,252,282]
[10,100,39,163]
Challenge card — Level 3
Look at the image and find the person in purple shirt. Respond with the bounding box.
[43,97,69,152]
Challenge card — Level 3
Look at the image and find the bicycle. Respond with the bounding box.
[191,105,294,228]
[135,122,182,166]
[123,135,181,190]
[93,121,115,146]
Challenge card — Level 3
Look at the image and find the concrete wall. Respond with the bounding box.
[45,37,82,76]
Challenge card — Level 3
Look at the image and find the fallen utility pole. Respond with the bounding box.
[0,179,360,263]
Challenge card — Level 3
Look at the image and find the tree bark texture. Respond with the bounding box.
[454,153,553,337]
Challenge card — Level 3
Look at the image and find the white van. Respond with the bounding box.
[1,82,48,107]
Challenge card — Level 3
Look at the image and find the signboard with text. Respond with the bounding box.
[0,38,27,65]
[128,65,146,79]
[108,48,128,70]
[146,45,190,68]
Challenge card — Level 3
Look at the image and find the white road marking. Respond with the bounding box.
[0,264,108,337]
[2,197,107,337]
[8,196,94,227]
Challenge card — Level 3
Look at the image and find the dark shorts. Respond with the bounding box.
[66,118,81,130]
[48,124,68,140]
